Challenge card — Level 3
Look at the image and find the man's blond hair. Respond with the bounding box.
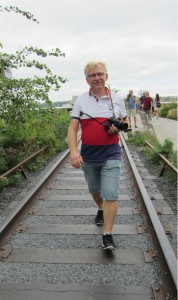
[84,61,107,75]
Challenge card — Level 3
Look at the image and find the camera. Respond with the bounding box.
[104,117,128,131]
[80,112,128,132]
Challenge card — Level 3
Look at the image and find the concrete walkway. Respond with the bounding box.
[129,113,177,151]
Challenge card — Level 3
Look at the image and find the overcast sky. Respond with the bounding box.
[0,0,177,101]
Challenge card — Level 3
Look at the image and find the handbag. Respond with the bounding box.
[156,102,161,108]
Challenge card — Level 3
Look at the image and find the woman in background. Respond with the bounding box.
[153,93,161,119]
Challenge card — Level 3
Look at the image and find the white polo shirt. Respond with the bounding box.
[71,88,127,162]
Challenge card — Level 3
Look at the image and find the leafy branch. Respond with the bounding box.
[0,6,39,23]
[0,46,67,125]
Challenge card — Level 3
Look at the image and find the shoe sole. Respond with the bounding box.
[102,244,116,250]
[95,222,104,226]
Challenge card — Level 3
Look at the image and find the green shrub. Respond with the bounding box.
[0,109,70,179]
[127,131,177,168]
[0,172,22,191]
[128,131,159,148]
[26,156,46,172]
[167,108,177,120]
[0,147,8,174]
[0,177,9,191]
[159,103,177,118]
[158,139,174,159]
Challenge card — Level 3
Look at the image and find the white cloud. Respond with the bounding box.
[0,0,177,100]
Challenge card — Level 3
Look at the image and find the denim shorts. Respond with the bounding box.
[81,160,122,200]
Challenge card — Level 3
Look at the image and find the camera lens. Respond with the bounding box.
[114,121,128,131]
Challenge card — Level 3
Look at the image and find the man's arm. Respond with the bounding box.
[67,119,83,168]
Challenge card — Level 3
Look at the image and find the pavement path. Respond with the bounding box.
[128,113,177,151]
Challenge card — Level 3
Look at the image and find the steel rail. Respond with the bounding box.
[0,147,70,239]
[120,133,177,290]
[0,134,81,240]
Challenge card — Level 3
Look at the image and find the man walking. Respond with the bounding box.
[67,61,128,250]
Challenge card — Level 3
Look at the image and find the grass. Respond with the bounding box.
[126,130,177,168]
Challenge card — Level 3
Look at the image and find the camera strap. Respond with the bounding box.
[106,87,116,119]
[110,97,116,118]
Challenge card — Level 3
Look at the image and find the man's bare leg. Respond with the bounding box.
[92,192,104,225]
[128,116,131,128]
[91,191,103,209]
[102,200,118,250]
[103,200,118,233]
[134,116,137,127]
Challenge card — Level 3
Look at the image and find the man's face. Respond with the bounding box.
[85,64,108,92]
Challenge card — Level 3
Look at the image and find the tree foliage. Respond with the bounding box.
[0,47,66,126]
[0,5,70,183]
[0,5,39,23]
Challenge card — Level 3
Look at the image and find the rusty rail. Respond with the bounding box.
[0,146,48,180]
[120,133,177,290]
[144,140,178,176]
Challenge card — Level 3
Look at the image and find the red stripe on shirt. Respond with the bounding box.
[80,118,119,145]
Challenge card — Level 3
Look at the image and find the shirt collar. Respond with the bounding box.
[89,87,112,99]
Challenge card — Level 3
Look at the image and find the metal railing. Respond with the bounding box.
[144,140,178,176]
[0,146,48,181]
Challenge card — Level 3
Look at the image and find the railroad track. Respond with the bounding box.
[0,135,177,300]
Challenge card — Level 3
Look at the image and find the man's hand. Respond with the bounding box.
[108,124,119,135]
[70,150,83,168]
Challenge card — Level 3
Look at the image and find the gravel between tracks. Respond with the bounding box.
[0,145,177,287]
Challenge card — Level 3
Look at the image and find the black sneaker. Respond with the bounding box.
[95,210,104,225]
[102,234,117,250]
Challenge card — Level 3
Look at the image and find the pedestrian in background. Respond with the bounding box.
[139,91,146,109]
[153,93,161,119]
[126,89,138,129]
[67,61,128,250]
[142,91,153,121]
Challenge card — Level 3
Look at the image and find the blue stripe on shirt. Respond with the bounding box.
[81,144,121,162]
